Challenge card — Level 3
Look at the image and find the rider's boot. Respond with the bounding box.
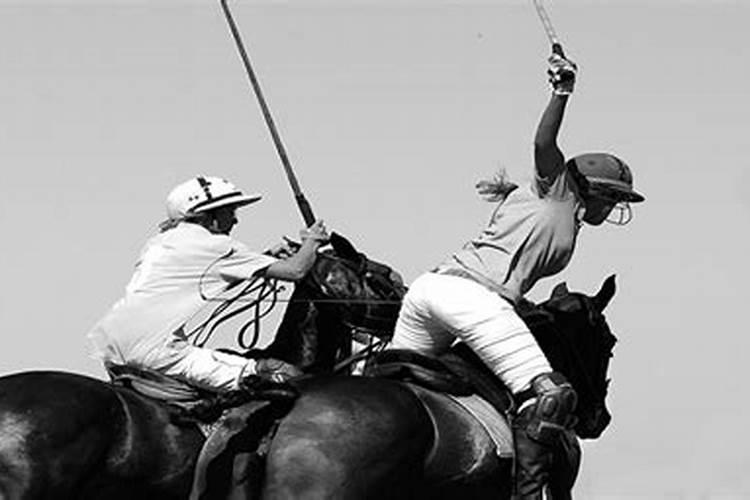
[254,357,303,384]
[511,371,577,500]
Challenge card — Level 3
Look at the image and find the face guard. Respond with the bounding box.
[586,184,633,226]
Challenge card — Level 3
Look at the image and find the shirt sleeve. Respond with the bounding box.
[216,238,278,282]
[533,168,577,201]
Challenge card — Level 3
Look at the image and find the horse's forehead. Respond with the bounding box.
[318,256,357,275]
[548,293,611,344]
[549,292,590,314]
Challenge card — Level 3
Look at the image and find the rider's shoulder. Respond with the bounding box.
[162,223,230,250]
[160,223,260,257]
[205,232,259,258]
[532,169,578,203]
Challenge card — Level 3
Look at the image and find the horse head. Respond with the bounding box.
[263,233,406,372]
[534,275,618,439]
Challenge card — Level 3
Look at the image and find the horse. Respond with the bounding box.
[252,274,618,499]
[0,237,617,499]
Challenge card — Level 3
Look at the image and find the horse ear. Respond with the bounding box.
[329,232,364,265]
[593,274,617,312]
[550,282,569,299]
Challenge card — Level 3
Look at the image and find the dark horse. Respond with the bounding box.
[255,274,617,499]
[0,242,618,499]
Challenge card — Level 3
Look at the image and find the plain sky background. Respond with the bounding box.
[1,1,748,498]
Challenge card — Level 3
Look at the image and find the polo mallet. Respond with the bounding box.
[220,0,316,227]
[532,0,566,57]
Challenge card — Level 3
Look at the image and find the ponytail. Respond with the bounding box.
[475,167,518,203]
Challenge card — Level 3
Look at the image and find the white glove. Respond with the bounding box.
[547,53,578,96]
[264,238,298,258]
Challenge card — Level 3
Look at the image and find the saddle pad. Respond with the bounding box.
[447,393,514,458]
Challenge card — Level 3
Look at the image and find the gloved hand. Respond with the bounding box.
[547,53,577,96]
[255,357,303,383]
[264,237,300,258]
[300,219,329,244]
[240,359,301,403]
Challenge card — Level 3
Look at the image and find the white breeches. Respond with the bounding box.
[140,341,256,392]
[390,272,551,394]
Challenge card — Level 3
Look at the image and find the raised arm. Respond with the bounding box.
[534,53,577,181]
[534,94,569,180]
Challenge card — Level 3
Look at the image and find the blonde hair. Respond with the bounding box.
[475,167,518,203]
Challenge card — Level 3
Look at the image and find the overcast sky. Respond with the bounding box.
[1,1,748,497]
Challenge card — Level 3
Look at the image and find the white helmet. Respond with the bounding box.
[164,176,261,222]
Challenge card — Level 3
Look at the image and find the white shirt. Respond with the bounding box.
[88,223,277,365]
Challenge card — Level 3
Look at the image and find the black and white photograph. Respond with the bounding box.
[1,1,747,498]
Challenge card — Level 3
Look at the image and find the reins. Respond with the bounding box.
[187,251,402,351]
[187,276,283,349]
[332,337,389,374]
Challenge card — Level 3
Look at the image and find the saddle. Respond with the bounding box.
[365,344,515,417]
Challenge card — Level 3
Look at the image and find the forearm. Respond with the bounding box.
[264,239,321,281]
[534,93,569,151]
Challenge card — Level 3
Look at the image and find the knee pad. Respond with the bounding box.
[520,372,577,445]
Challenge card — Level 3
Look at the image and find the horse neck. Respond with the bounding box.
[263,284,320,369]
[264,284,349,373]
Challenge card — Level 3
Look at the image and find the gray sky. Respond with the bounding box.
[1,1,748,497]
